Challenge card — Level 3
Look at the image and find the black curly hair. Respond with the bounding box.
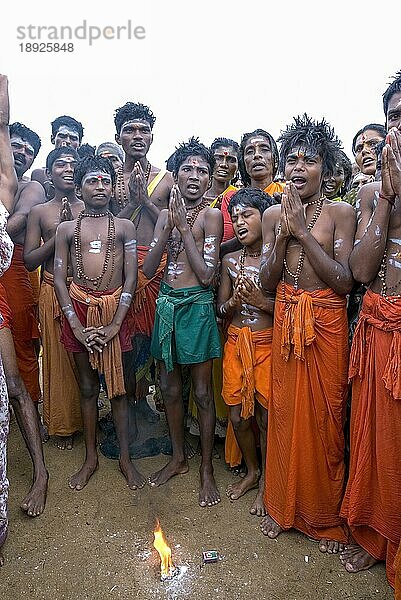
[46,147,79,173]
[172,137,214,177]
[74,156,116,188]
[228,187,276,218]
[383,70,401,117]
[51,115,84,142]
[278,113,342,180]
[114,102,156,134]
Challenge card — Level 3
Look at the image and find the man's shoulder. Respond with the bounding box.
[326,199,355,214]
[14,180,45,209]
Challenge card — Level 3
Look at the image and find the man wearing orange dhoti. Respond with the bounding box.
[339,71,401,590]
[259,114,356,553]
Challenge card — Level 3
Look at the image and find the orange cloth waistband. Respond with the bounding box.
[350,288,401,399]
[277,282,346,362]
[227,324,273,419]
[69,282,125,398]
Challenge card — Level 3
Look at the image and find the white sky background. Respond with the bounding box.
[1,0,400,173]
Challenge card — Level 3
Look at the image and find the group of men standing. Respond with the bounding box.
[0,68,400,597]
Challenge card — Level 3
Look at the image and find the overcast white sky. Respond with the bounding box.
[1,1,400,172]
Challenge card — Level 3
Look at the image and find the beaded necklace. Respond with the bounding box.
[115,161,152,210]
[167,198,210,263]
[282,197,324,291]
[74,210,116,289]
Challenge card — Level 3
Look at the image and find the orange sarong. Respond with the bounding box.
[0,244,40,402]
[39,272,82,436]
[340,289,401,589]
[69,282,126,399]
[223,325,272,467]
[265,282,349,542]
[395,541,401,599]
[129,246,167,337]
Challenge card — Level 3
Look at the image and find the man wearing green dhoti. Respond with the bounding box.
[143,137,223,508]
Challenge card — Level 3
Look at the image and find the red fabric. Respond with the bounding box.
[341,289,401,589]
[265,283,349,543]
[61,284,132,354]
[0,283,11,330]
[220,190,236,242]
[0,244,41,402]
[127,246,166,337]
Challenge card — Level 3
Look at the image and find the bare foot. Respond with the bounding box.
[319,538,344,554]
[260,513,283,538]
[54,435,74,450]
[20,471,49,517]
[148,459,188,487]
[340,544,378,572]
[250,489,267,517]
[184,436,197,460]
[119,457,146,490]
[226,472,259,501]
[40,422,49,443]
[69,459,98,490]
[199,468,220,507]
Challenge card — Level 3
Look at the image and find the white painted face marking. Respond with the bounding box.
[57,125,79,138]
[11,135,35,154]
[232,204,247,216]
[375,225,381,237]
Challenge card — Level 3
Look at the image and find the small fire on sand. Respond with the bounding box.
[153,520,180,581]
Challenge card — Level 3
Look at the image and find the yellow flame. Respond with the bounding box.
[153,520,173,576]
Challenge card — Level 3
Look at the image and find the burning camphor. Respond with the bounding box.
[153,520,180,581]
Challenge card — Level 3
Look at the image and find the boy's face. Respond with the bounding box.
[231,203,262,246]
[52,125,80,149]
[284,146,323,199]
[176,155,211,201]
[386,91,401,131]
[79,170,113,210]
[213,145,238,183]
[47,153,77,192]
[116,119,152,159]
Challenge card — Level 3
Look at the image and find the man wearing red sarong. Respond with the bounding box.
[339,71,401,590]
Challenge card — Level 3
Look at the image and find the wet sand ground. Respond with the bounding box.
[1,413,393,600]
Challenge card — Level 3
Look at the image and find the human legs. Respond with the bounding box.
[148,362,188,487]
[226,404,259,503]
[250,402,268,517]
[110,393,145,489]
[191,361,220,507]
[69,352,100,490]
[0,327,48,516]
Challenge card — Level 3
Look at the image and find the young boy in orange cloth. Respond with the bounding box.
[218,187,275,517]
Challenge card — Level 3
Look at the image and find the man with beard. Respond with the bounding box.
[1,122,45,414]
